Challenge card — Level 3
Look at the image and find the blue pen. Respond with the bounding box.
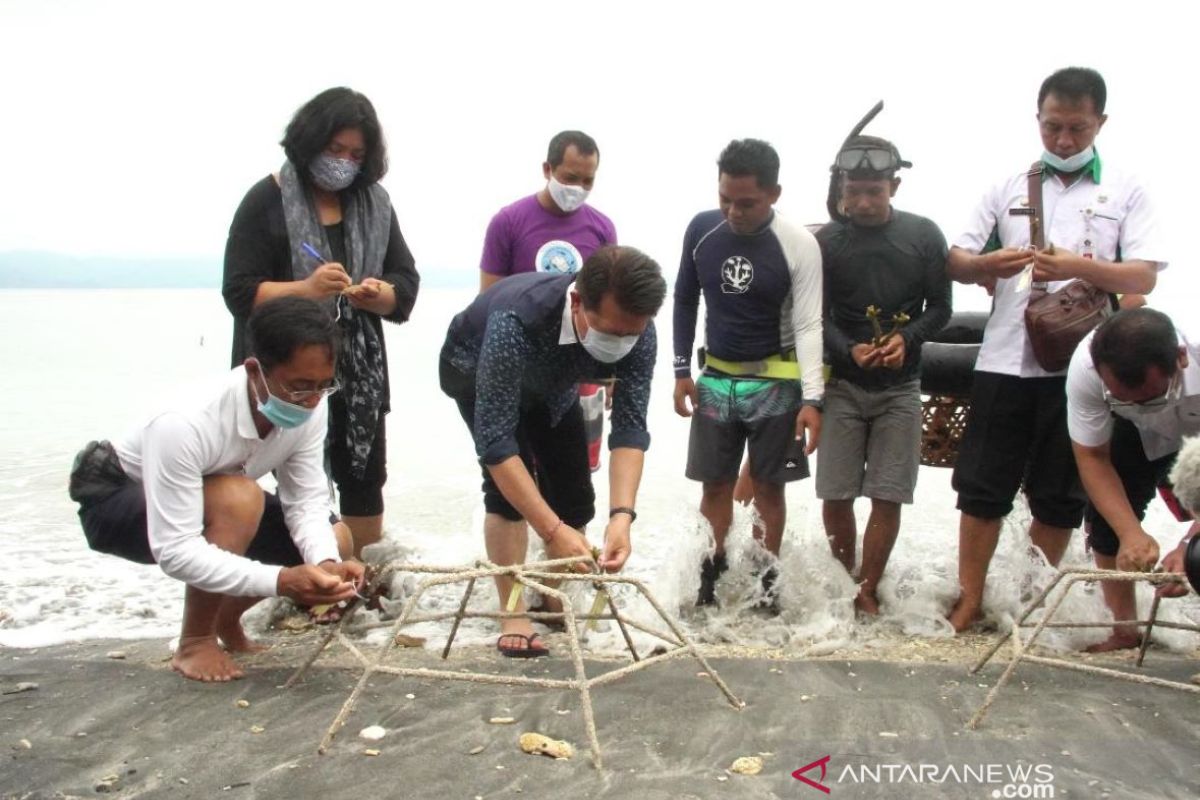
[301,242,325,263]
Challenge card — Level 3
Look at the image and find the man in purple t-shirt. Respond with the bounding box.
[479,130,617,292]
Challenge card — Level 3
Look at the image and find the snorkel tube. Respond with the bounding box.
[826,100,884,224]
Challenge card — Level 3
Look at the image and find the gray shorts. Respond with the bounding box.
[815,378,921,504]
[685,374,809,485]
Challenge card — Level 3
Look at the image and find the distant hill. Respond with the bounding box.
[0,252,220,288]
[0,251,474,289]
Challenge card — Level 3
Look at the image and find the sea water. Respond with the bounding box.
[1,289,1196,653]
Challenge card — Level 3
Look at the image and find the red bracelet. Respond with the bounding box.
[542,519,565,542]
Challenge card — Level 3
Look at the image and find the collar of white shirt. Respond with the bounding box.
[234,366,264,440]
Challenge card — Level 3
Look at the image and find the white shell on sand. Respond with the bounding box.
[358,725,387,741]
[730,756,763,775]
[519,732,574,760]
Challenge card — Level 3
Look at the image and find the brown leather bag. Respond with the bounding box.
[1021,161,1114,372]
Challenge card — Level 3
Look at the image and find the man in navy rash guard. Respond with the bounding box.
[672,138,824,610]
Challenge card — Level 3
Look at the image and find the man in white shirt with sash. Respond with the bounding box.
[1068,309,1200,649]
[945,67,1166,632]
[70,297,365,681]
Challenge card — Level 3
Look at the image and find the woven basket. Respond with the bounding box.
[921,395,971,468]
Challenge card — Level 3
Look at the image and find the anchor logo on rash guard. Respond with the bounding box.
[535,240,584,274]
[720,255,754,294]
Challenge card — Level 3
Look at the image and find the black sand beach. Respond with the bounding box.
[3,635,1198,799]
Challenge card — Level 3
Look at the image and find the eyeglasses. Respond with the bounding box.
[835,147,909,174]
[276,380,341,403]
[1104,371,1182,412]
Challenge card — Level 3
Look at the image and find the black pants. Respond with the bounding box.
[453,395,596,530]
[1084,416,1178,557]
[953,371,1086,527]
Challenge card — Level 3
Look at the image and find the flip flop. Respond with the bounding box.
[497,633,549,659]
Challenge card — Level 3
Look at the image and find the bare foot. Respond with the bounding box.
[947,599,984,633]
[854,589,881,616]
[1085,633,1142,653]
[172,636,245,681]
[216,621,269,654]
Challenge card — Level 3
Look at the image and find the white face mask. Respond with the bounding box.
[1042,145,1095,173]
[547,176,590,213]
[578,324,639,364]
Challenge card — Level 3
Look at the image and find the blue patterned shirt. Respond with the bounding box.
[440,272,656,465]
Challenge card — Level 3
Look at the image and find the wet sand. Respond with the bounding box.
[3,631,1199,799]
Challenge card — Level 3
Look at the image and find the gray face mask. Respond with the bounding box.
[309,154,361,191]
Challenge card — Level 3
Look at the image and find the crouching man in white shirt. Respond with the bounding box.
[1067,308,1200,650]
[69,297,365,681]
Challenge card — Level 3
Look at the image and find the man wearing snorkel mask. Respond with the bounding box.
[673,139,824,611]
[818,135,951,616]
[440,246,666,658]
[68,298,364,682]
[1067,309,1200,649]
[946,67,1166,633]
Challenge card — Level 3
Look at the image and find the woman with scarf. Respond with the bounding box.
[223,87,419,558]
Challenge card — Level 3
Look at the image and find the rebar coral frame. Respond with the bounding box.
[285,556,744,768]
[967,568,1199,730]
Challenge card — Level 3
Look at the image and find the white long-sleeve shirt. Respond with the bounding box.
[114,366,339,597]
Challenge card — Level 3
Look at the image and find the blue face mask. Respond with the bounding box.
[250,364,315,429]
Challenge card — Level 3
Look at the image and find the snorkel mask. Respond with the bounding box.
[825,101,912,223]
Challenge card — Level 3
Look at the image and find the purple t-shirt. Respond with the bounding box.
[479,194,617,277]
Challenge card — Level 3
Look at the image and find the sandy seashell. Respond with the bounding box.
[358,725,387,741]
[393,634,426,648]
[235,700,250,709]
[519,732,574,760]
[731,756,763,775]
[2,682,38,695]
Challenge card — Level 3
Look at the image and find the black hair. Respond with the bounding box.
[246,297,340,371]
[547,131,599,168]
[717,139,780,189]
[576,245,667,317]
[1038,67,1107,114]
[281,87,388,191]
[1090,308,1178,388]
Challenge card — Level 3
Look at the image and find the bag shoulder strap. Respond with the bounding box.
[1026,161,1048,296]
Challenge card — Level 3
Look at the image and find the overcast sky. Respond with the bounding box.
[1,0,1193,314]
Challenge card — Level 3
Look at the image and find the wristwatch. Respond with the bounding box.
[609,507,637,523]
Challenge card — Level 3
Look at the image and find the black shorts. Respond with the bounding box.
[685,374,808,485]
[78,483,303,568]
[327,394,387,517]
[454,396,595,530]
[1085,416,1179,557]
[952,371,1086,527]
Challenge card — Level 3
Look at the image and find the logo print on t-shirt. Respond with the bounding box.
[720,255,754,294]
[535,240,584,274]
